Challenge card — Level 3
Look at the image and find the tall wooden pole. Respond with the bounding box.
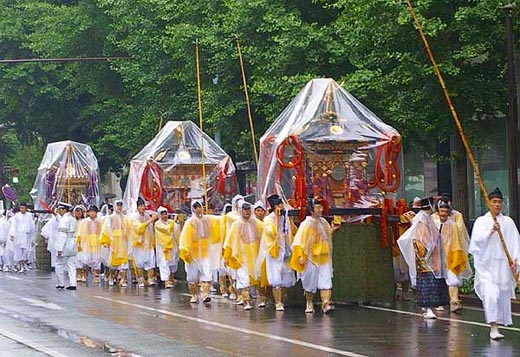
[405,0,519,286]
[195,40,209,212]
[235,36,259,165]
[504,5,519,224]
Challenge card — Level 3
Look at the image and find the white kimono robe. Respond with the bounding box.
[9,212,36,263]
[469,212,520,325]
[0,215,10,264]
[41,215,59,268]
[54,213,77,287]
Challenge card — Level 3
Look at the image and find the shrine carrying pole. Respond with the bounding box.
[405,0,519,286]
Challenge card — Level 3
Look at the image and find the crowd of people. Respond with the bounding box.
[0,187,519,339]
[395,188,520,340]
[0,194,336,314]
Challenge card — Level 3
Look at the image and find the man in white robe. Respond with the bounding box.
[154,206,180,288]
[9,202,36,273]
[469,187,520,340]
[432,197,471,313]
[1,210,14,271]
[54,203,78,290]
[0,210,11,270]
[130,198,158,287]
[257,194,296,311]
[41,210,59,270]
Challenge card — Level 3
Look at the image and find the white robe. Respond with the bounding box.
[9,212,36,262]
[397,210,446,287]
[0,216,10,262]
[41,216,59,268]
[54,213,78,287]
[469,212,520,325]
[54,213,77,257]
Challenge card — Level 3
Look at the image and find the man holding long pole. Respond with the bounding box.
[469,187,520,340]
[404,0,520,338]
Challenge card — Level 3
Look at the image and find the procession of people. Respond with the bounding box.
[0,187,519,340]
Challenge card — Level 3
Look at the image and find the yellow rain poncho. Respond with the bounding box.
[290,215,332,273]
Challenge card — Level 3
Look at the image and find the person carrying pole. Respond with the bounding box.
[469,188,520,340]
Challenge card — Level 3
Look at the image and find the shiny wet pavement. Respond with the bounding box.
[0,271,518,356]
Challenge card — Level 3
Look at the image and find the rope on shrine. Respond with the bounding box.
[275,135,307,219]
[276,135,303,169]
[405,0,519,286]
[370,135,402,193]
[140,161,162,210]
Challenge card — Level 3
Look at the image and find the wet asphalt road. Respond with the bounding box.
[0,270,518,357]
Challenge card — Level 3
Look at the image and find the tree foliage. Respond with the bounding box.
[0,0,516,189]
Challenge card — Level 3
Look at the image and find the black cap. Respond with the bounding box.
[136,197,145,207]
[307,196,327,213]
[488,187,503,200]
[437,200,451,210]
[87,205,99,212]
[19,202,28,207]
[267,194,283,209]
[419,197,433,210]
[441,193,452,202]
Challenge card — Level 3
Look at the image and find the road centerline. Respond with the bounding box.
[93,295,368,357]
[359,305,520,332]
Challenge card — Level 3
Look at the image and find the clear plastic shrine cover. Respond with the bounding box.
[30,140,102,211]
[123,121,238,213]
[257,78,403,210]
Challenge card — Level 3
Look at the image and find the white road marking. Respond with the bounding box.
[4,275,34,282]
[0,328,70,357]
[21,298,63,310]
[359,305,520,332]
[94,296,368,357]
[462,305,520,317]
[205,346,243,357]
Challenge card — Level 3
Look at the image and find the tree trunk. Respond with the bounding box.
[452,133,469,223]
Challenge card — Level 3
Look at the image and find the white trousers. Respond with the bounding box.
[300,261,333,293]
[75,254,83,269]
[78,251,102,269]
[157,246,179,281]
[236,266,252,289]
[56,255,77,287]
[479,277,513,326]
[13,247,27,263]
[49,248,57,268]
[0,243,4,266]
[28,244,35,265]
[99,246,110,266]
[46,238,56,266]
[266,248,296,288]
[446,270,462,287]
[3,240,14,266]
[133,247,156,270]
[185,258,212,283]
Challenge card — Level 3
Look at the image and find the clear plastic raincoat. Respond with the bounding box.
[258,78,402,210]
